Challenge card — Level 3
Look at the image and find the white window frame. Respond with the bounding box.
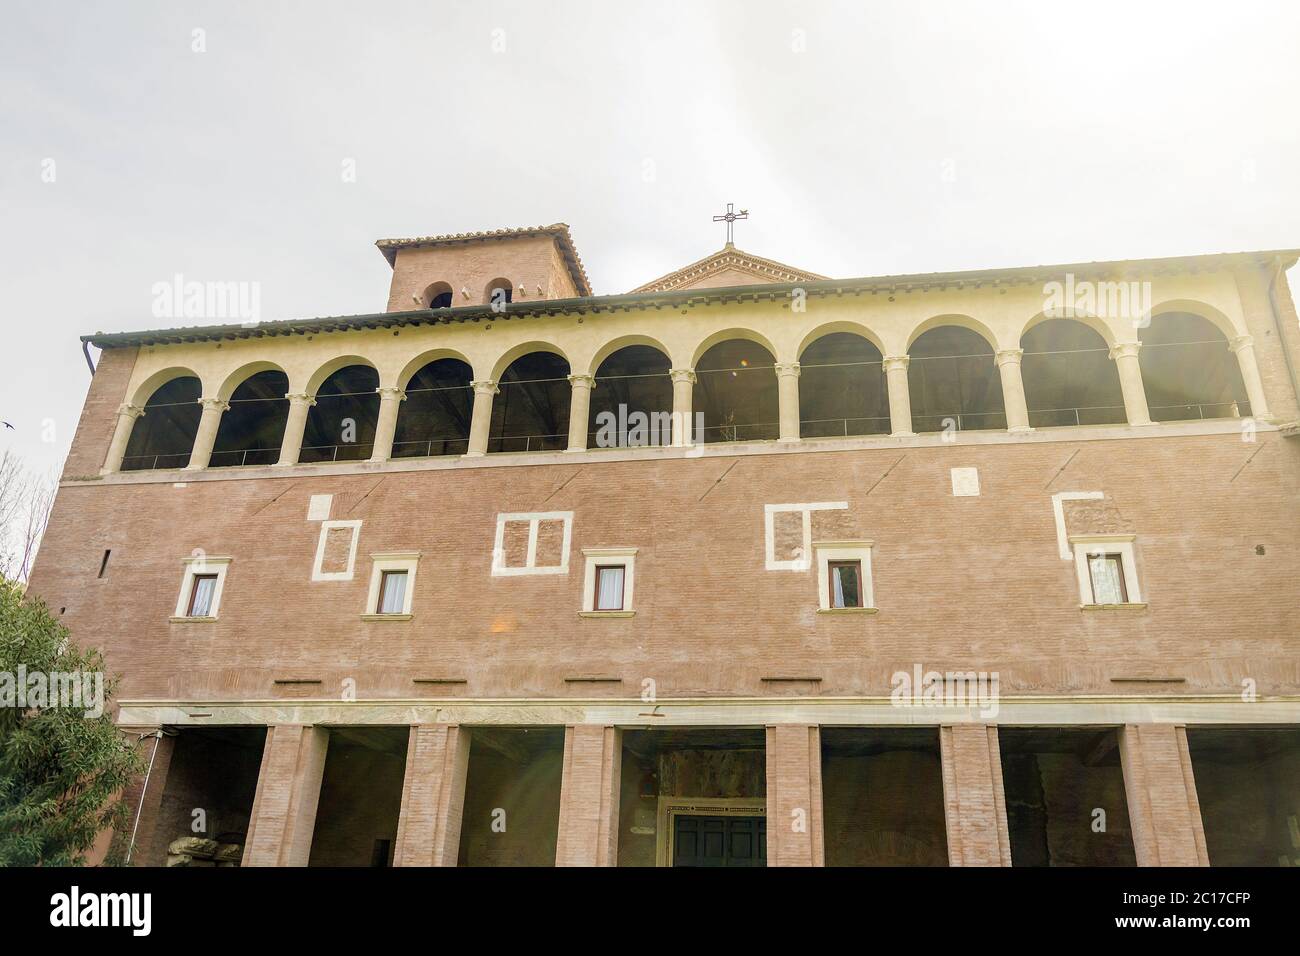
[1070,534,1143,606]
[313,519,362,582]
[362,551,420,620]
[764,502,848,571]
[580,547,637,616]
[492,511,574,576]
[814,541,875,613]
[171,555,232,622]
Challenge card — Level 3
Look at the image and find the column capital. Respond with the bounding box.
[284,392,317,407]
[1108,341,1141,360]
[669,368,697,385]
[376,386,407,401]
[774,361,801,379]
[882,355,910,372]
[566,373,596,389]
[198,397,230,412]
[471,379,500,396]
[1228,334,1255,354]
[994,348,1024,366]
[117,402,145,420]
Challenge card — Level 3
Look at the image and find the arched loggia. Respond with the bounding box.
[587,345,673,448]
[693,339,779,443]
[121,376,202,470]
[489,352,571,453]
[300,365,380,462]
[1020,320,1126,427]
[1139,313,1250,421]
[210,370,289,467]
[798,332,889,437]
[393,358,474,457]
[908,326,1006,432]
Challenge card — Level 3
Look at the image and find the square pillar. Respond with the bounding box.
[939,724,1011,866]
[117,726,176,866]
[765,724,824,866]
[555,725,621,866]
[1118,724,1209,866]
[243,724,329,867]
[393,724,471,867]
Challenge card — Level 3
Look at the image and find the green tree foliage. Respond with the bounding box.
[0,579,142,865]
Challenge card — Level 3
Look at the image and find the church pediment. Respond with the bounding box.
[631,244,827,293]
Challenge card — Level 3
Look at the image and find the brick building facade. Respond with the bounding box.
[29,225,1300,866]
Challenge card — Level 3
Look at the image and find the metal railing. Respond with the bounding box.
[1149,401,1248,422]
[1026,405,1128,428]
[120,452,191,471]
[486,433,567,454]
[799,416,891,438]
[912,411,1009,433]
[297,442,375,463]
[208,447,281,468]
[392,437,471,458]
[697,422,781,443]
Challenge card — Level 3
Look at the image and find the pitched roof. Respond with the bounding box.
[630,243,828,293]
[375,223,592,296]
[83,248,1299,348]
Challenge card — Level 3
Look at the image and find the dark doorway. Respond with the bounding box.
[672,815,766,867]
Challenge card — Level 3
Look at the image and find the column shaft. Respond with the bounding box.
[101,404,144,474]
[996,349,1032,432]
[370,387,406,462]
[465,381,498,457]
[1230,335,1272,421]
[276,393,315,466]
[184,398,228,471]
[775,363,801,443]
[565,374,595,452]
[670,368,695,446]
[883,356,915,437]
[1109,343,1153,426]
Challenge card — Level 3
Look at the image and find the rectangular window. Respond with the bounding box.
[187,574,218,617]
[377,569,408,615]
[828,560,863,609]
[1087,553,1128,604]
[594,565,625,611]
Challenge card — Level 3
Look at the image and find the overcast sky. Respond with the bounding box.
[3,0,1298,474]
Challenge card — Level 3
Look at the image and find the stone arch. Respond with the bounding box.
[489,341,571,383]
[305,354,379,397]
[905,313,1001,353]
[585,333,675,378]
[216,360,289,402]
[1019,318,1126,427]
[797,330,890,437]
[396,348,478,391]
[690,327,779,369]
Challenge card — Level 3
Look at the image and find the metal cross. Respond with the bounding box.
[712,203,748,245]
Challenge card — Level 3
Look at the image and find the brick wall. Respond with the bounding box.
[27,431,1300,703]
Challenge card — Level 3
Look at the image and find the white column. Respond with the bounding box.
[669,368,696,446]
[995,348,1032,433]
[370,386,406,462]
[276,393,316,466]
[101,403,145,475]
[775,362,801,443]
[883,356,915,437]
[185,398,229,471]
[566,374,595,453]
[465,380,498,457]
[1108,342,1153,426]
[1229,334,1272,421]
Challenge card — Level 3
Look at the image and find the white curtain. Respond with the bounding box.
[190,576,216,616]
[596,566,624,610]
[1088,554,1124,604]
[380,571,407,613]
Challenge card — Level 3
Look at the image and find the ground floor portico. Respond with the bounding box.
[116,696,1300,867]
